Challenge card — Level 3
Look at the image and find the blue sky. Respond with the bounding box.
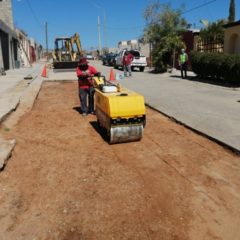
[12,0,239,50]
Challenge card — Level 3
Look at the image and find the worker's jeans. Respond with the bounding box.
[180,62,187,78]
[124,65,132,77]
[79,87,95,114]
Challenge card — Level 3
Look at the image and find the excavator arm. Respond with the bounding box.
[70,33,83,59]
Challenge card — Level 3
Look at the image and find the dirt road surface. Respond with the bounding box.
[0,82,240,240]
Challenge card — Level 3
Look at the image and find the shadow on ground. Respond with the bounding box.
[72,107,109,142]
[170,75,240,88]
[72,106,83,114]
[146,69,167,74]
[89,121,109,143]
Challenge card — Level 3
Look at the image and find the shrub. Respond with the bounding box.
[232,61,240,83]
[220,55,235,82]
[190,51,240,84]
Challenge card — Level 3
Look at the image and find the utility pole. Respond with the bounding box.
[103,10,108,52]
[45,21,48,60]
[98,16,102,56]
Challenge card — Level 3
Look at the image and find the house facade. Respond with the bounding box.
[224,20,240,54]
[15,28,31,67]
[0,0,43,70]
[0,0,19,70]
[118,40,150,57]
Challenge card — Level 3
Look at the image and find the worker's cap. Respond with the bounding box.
[78,57,89,65]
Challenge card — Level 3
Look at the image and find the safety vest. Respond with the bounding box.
[179,53,187,64]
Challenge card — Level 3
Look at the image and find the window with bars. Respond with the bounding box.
[196,38,224,53]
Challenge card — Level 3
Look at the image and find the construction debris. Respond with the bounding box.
[0,68,6,76]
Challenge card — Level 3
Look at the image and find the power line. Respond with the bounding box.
[182,0,217,14]
[88,0,102,10]
[106,0,218,30]
[25,0,43,26]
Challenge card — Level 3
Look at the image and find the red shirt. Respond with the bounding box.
[76,65,97,89]
[122,53,134,66]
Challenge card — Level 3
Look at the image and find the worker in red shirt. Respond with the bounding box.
[122,51,134,77]
[76,57,98,116]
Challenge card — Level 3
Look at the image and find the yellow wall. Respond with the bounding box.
[224,25,240,54]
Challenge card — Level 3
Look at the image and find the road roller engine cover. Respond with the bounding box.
[93,76,146,144]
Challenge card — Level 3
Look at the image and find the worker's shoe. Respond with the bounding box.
[89,110,95,115]
[82,113,87,117]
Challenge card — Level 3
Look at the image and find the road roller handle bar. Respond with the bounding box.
[93,75,121,91]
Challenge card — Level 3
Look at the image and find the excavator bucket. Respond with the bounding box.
[53,61,79,69]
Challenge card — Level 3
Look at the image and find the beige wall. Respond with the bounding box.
[224,25,240,54]
[117,40,150,57]
[0,0,14,30]
[16,28,31,67]
[139,43,150,58]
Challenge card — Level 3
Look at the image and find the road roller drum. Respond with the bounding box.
[94,83,146,144]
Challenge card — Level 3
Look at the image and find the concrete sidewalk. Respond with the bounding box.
[0,62,44,122]
[0,61,45,168]
[0,63,43,95]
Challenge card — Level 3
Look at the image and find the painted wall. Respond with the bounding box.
[16,28,31,67]
[224,24,240,54]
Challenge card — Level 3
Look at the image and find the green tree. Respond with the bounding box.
[228,0,235,23]
[200,19,227,42]
[143,2,188,72]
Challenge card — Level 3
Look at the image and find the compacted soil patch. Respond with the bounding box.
[0,82,240,240]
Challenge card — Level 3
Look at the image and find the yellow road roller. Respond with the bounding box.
[93,77,146,144]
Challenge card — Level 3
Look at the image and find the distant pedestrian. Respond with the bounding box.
[178,49,188,79]
[122,51,134,77]
[76,57,98,116]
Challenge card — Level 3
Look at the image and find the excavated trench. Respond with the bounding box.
[0,81,239,240]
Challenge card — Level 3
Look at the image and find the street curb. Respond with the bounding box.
[0,74,38,125]
[44,79,77,82]
[2,76,43,128]
[0,76,43,171]
[145,103,240,155]
[0,139,16,170]
[0,101,20,124]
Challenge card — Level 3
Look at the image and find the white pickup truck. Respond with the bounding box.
[114,49,147,72]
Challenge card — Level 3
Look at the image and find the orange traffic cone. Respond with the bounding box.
[109,68,115,81]
[41,65,47,77]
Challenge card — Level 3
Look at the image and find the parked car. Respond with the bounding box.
[102,53,117,66]
[86,54,94,60]
[114,49,147,72]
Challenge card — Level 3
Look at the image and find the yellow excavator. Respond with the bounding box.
[52,33,83,69]
[93,76,146,144]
